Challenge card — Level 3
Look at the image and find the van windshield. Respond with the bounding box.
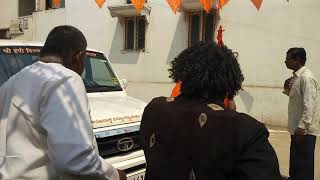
[82,51,122,93]
[0,46,122,92]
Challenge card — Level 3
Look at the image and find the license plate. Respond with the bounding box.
[127,171,145,180]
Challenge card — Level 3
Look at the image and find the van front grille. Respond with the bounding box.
[96,131,142,158]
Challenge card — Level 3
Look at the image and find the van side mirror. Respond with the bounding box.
[120,79,128,89]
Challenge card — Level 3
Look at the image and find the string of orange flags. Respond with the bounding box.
[166,0,181,14]
[250,0,263,11]
[217,0,230,11]
[131,0,146,13]
[52,0,62,8]
[95,0,106,9]
[200,0,214,13]
[95,0,264,12]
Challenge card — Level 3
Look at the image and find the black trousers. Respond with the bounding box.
[289,135,316,180]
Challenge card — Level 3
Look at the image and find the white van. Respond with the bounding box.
[0,40,146,180]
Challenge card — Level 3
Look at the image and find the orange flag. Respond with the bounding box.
[166,0,181,14]
[170,81,182,97]
[95,0,106,9]
[132,0,145,12]
[217,0,229,10]
[52,0,61,8]
[250,0,263,11]
[200,0,214,14]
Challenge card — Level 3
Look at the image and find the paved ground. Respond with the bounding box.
[268,128,320,179]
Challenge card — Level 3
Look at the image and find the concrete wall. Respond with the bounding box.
[214,0,320,127]
[32,9,67,41]
[0,0,18,29]
[64,0,110,51]
[12,16,34,40]
[108,0,320,85]
[220,0,320,87]
[0,0,66,41]
[31,0,188,82]
[122,0,320,127]
[2,0,319,84]
[107,1,188,82]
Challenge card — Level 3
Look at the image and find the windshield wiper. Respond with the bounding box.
[85,84,122,93]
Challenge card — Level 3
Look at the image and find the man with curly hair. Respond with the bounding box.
[140,42,282,180]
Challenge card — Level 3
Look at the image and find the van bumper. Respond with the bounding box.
[105,150,146,179]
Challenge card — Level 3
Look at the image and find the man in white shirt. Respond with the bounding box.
[0,25,126,180]
[284,47,319,180]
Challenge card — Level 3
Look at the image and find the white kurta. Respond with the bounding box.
[288,66,320,136]
[0,61,119,180]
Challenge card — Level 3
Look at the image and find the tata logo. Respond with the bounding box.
[117,137,134,152]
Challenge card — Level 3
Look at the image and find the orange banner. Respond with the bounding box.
[52,0,61,8]
[166,0,181,14]
[250,0,263,10]
[127,0,264,13]
[217,0,229,10]
[200,0,214,14]
[132,0,145,13]
[95,0,106,9]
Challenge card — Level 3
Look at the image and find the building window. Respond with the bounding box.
[188,10,217,47]
[19,0,36,17]
[125,17,135,50]
[126,0,147,4]
[125,16,146,50]
[0,29,11,39]
[46,0,65,10]
[136,17,146,49]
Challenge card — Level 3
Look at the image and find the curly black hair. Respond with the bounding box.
[169,41,244,101]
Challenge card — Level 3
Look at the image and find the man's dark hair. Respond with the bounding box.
[40,25,87,63]
[169,42,244,101]
[286,47,306,65]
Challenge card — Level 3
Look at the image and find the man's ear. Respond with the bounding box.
[75,50,86,61]
[73,51,81,61]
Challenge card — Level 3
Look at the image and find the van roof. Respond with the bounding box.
[0,40,43,47]
[0,40,103,53]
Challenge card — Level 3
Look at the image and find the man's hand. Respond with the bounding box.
[283,77,292,96]
[294,127,305,144]
[117,169,127,180]
[284,77,292,90]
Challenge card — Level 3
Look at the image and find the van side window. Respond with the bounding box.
[18,54,38,66]
[0,56,10,86]
[5,54,21,75]
[0,54,13,77]
[0,53,39,86]
[0,67,8,86]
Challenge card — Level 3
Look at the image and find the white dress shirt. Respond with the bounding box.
[288,66,320,136]
[0,60,119,180]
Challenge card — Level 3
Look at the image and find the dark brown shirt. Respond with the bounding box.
[140,97,282,180]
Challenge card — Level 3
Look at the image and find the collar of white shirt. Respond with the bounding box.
[293,66,306,77]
